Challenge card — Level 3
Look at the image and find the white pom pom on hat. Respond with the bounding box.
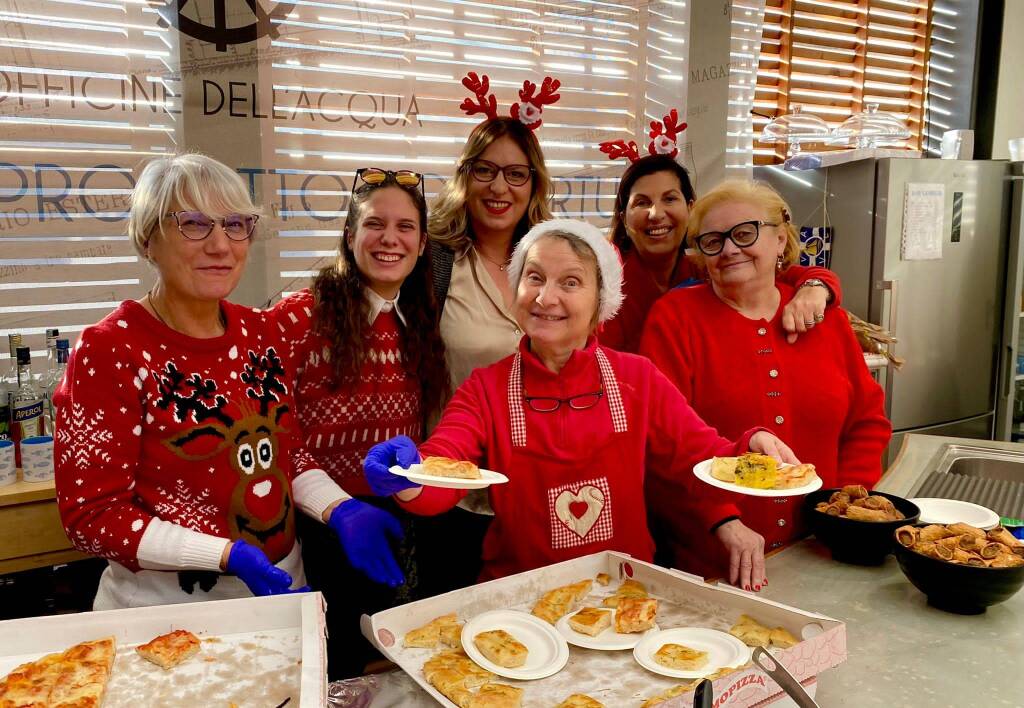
[506,218,624,323]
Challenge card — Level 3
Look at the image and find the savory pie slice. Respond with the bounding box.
[568,607,612,637]
[405,613,461,648]
[774,463,818,490]
[422,456,482,479]
[556,694,605,708]
[136,629,201,670]
[466,683,524,708]
[734,453,777,489]
[710,457,738,482]
[614,598,658,633]
[473,630,528,669]
[602,578,648,608]
[769,626,799,648]
[654,643,708,671]
[531,579,592,624]
[729,615,771,648]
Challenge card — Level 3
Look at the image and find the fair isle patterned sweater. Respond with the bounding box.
[273,289,423,497]
[53,300,346,580]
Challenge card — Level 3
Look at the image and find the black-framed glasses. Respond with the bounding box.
[354,167,424,196]
[465,159,534,187]
[166,211,259,241]
[524,388,604,413]
[694,220,778,256]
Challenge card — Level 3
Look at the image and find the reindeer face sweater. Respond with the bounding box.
[53,300,322,576]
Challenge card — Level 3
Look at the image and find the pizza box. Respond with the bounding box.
[0,592,327,707]
[362,552,845,707]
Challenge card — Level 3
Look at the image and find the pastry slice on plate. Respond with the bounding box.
[568,607,612,637]
[654,643,708,671]
[614,598,658,633]
[473,630,528,668]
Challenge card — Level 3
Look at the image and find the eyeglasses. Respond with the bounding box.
[465,159,534,187]
[354,167,425,199]
[166,211,259,241]
[694,220,778,256]
[524,388,604,413]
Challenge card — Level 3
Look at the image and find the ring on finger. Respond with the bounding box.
[804,319,815,327]
[814,312,825,323]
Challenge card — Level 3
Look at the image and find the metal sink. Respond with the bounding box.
[934,445,1024,482]
[913,444,1024,519]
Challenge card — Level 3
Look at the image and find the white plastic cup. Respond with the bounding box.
[1010,137,1024,162]
[0,440,14,487]
[21,435,54,483]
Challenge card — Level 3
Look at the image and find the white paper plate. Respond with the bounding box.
[693,459,823,498]
[633,628,752,680]
[389,463,509,490]
[909,498,1000,530]
[461,610,569,680]
[555,608,660,651]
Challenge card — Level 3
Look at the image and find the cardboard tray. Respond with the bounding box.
[0,592,327,707]
[362,552,846,707]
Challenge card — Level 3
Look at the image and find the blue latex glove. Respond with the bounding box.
[226,539,308,596]
[328,499,405,587]
[364,435,422,497]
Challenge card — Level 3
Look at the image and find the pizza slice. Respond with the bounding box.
[602,578,648,608]
[0,637,116,708]
[614,598,658,633]
[531,579,592,624]
[405,613,461,648]
[136,629,201,670]
[0,651,65,707]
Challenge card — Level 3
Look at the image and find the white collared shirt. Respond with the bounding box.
[366,287,406,326]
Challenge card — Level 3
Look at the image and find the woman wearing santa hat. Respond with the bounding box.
[361,218,798,580]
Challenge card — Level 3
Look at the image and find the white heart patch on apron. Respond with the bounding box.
[554,485,605,538]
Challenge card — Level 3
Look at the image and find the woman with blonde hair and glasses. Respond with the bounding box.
[640,179,890,591]
[272,166,450,678]
[53,153,362,610]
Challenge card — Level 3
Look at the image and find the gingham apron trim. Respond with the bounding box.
[508,347,627,448]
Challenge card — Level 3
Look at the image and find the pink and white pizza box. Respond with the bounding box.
[362,551,845,707]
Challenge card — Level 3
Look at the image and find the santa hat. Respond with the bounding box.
[507,219,624,323]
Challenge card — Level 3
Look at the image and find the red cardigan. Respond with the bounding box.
[599,249,842,353]
[396,339,760,579]
[639,283,890,577]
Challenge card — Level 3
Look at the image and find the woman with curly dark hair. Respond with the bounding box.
[272,167,450,679]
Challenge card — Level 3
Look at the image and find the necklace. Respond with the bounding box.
[147,291,226,335]
[475,245,511,271]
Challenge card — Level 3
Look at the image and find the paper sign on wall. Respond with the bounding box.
[901,183,946,260]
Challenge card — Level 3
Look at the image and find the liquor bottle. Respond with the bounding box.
[12,346,43,467]
[45,339,69,424]
[43,328,59,381]
[2,333,22,441]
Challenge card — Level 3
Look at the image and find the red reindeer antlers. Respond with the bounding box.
[459,72,561,131]
[511,77,561,130]
[459,72,498,121]
[598,139,641,163]
[601,108,688,163]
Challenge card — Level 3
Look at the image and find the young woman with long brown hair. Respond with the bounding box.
[273,167,450,679]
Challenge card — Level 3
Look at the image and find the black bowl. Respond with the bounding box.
[893,536,1024,614]
[802,489,920,565]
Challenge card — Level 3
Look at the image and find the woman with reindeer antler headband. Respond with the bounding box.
[597,110,842,354]
[52,154,379,610]
[425,72,561,587]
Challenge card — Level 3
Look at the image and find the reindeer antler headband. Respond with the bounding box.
[460,71,562,131]
[599,109,688,162]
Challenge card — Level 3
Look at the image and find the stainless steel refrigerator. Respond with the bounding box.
[754,158,1012,457]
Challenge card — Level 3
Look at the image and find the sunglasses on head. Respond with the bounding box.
[354,167,424,196]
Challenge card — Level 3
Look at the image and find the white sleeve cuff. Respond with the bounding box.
[292,468,351,522]
[137,517,231,571]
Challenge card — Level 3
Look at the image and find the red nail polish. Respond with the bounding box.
[763,579,769,585]
[744,584,750,591]
[754,585,760,591]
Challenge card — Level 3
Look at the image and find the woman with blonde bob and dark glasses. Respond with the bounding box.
[640,179,890,592]
[273,166,450,678]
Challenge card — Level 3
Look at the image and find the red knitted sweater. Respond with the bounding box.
[274,289,423,496]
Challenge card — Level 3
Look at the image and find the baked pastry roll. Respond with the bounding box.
[531,579,592,624]
[844,505,890,522]
[473,630,528,668]
[405,613,461,648]
[896,525,919,548]
[556,695,604,708]
[918,524,956,543]
[568,607,612,637]
[614,598,658,633]
[947,522,985,539]
[422,456,482,479]
[841,485,868,499]
[654,643,708,671]
[602,578,648,608]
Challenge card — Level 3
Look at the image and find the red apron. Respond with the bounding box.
[479,348,654,580]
